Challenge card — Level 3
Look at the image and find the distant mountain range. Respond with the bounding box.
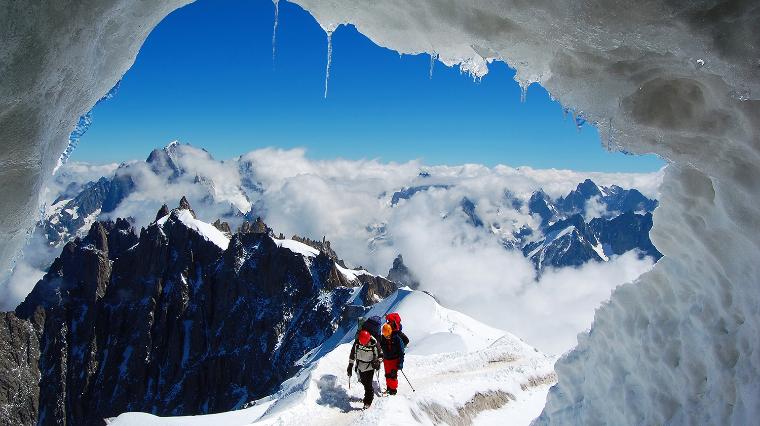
[32,142,661,284]
[389,178,660,272]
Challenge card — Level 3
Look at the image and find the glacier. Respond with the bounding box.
[1,0,759,424]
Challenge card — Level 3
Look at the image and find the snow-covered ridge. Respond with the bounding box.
[107,289,556,425]
[157,211,377,283]
[157,209,230,251]
[274,236,374,282]
[274,238,320,258]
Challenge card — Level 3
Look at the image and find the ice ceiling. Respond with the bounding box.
[1,0,758,423]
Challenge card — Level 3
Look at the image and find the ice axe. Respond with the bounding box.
[401,370,416,392]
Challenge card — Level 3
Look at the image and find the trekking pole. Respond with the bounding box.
[400,370,416,392]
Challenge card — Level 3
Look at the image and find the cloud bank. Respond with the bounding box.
[6,146,662,353]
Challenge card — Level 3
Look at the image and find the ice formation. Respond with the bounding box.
[0,0,192,281]
[429,52,437,80]
[1,0,759,424]
[271,0,280,64]
[324,29,334,99]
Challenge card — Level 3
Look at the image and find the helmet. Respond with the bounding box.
[382,323,393,338]
[358,330,371,346]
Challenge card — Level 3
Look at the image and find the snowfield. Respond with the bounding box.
[107,289,556,425]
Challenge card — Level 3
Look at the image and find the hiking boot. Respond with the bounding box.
[363,402,371,410]
[388,388,397,395]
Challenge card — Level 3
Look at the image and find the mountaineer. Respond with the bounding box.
[347,330,382,409]
[380,322,406,395]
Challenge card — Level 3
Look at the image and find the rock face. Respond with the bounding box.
[390,184,451,205]
[521,181,661,271]
[386,255,420,289]
[0,312,41,426]
[43,173,135,245]
[3,201,397,425]
[523,212,662,271]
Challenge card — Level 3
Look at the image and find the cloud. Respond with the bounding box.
[0,232,53,311]
[0,262,45,311]
[584,195,607,221]
[240,150,660,354]
[375,193,654,355]
[10,146,659,355]
[99,145,251,228]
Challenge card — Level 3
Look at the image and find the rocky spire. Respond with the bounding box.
[84,221,109,253]
[238,217,271,235]
[179,196,191,210]
[178,196,196,218]
[212,219,232,235]
[155,204,169,221]
[387,254,420,289]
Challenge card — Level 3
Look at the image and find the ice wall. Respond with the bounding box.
[1,0,759,423]
[0,0,191,281]
[284,1,760,423]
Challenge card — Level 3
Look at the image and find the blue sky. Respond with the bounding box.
[72,0,663,173]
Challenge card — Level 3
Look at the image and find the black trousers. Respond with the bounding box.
[358,369,375,405]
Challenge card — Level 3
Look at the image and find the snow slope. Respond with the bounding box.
[107,289,556,425]
[157,209,231,250]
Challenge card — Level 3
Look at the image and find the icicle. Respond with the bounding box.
[271,0,279,65]
[324,30,333,99]
[571,110,577,130]
[605,118,614,151]
[574,111,587,131]
[429,52,437,80]
[519,83,528,103]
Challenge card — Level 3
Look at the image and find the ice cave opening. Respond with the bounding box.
[1,1,758,424]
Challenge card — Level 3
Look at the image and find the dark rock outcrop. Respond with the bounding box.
[155,204,170,221]
[387,255,420,289]
[212,219,232,235]
[590,211,662,260]
[460,197,484,228]
[523,211,662,272]
[238,217,271,235]
[178,195,196,218]
[356,274,398,306]
[528,190,557,226]
[290,235,343,266]
[390,184,451,205]
[4,201,392,425]
[523,214,605,270]
[43,173,135,244]
[0,312,41,426]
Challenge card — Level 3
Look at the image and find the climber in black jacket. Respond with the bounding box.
[379,323,405,395]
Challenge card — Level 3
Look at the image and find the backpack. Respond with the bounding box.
[386,312,402,331]
[359,315,383,341]
[385,312,410,345]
